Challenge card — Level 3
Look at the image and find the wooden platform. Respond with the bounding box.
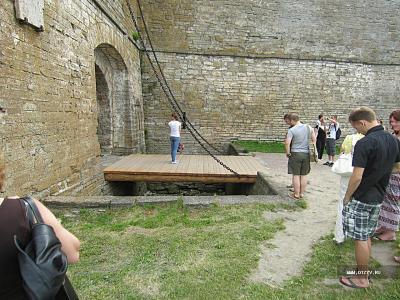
[104,154,266,183]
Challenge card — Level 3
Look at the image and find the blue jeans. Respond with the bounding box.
[170,136,180,162]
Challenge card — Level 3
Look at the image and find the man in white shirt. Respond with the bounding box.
[323,115,339,167]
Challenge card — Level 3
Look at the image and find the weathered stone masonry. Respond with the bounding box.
[1,0,399,196]
[0,0,145,196]
[140,0,400,153]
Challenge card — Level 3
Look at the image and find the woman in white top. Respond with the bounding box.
[168,112,181,164]
[332,132,364,243]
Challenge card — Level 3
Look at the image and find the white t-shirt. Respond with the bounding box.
[327,122,339,139]
[168,120,181,137]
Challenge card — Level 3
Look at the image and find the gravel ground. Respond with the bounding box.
[250,152,395,286]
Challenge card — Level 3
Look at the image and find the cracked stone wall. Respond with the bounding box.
[0,0,144,196]
[139,0,400,153]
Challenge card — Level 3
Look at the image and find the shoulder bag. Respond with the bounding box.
[331,135,354,176]
[308,125,318,163]
[14,196,79,300]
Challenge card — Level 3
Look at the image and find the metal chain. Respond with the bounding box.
[135,0,223,155]
[126,1,239,175]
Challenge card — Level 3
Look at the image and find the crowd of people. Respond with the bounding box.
[284,107,400,289]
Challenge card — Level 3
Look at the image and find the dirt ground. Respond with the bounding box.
[250,153,395,286]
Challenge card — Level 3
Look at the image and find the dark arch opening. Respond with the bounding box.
[95,64,112,154]
[94,43,133,155]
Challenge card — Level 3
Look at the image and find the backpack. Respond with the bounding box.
[335,127,342,140]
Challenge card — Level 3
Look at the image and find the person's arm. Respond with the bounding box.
[285,133,292,158]
[340,135,351,153]
[394,140,400,173]
[314,122,319,136]
[35,199,80,263]
[393,162,400,173]
[343,167,364,205]
[311,128,316,144]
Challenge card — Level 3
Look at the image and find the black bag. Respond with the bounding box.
[14,197,78,300]
[335,127,342,140]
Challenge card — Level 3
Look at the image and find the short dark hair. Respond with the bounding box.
[171,112,179,120]
[389,110,400,122]
[318,114,323,119]
[348,107,377,122]
[287,112,299,122]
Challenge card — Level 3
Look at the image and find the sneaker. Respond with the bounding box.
[323,161,330,166]
[172,161,178,164]
[328,162,334,167]
[333,237,344,244]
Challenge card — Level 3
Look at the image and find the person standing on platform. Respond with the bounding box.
[168,112,181,164]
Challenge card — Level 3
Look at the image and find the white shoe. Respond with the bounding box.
[172,161,178,164]
[333,237,344,244]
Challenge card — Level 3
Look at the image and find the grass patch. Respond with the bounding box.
[59,203,400,299]
[233,140,285,153]
[233,140,341,156]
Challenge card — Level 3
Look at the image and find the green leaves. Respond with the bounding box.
[131,31,140,41]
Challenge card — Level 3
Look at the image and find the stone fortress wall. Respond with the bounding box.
[0,0,144,196]
[139,0,400,153]
[0,0,399,196]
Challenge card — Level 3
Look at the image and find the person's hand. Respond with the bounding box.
[343,196,351,206]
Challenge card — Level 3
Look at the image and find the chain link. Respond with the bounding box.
[126,1,239,176]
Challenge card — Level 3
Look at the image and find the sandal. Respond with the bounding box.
[339,276,369,289]
[373,236,396,241]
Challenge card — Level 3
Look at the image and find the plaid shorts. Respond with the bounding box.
[342,199,381,241]
[326,138,336,156]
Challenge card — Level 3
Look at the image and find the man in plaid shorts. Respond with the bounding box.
[340,107,400,289]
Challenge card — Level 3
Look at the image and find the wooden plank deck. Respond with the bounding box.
[104,154,266,183]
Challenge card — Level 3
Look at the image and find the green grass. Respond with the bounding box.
[59,203,400,300]
[233,140,341,155]
[233,140,286,153]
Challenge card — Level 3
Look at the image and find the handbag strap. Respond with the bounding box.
[20,196,44,226]
[307,125,314,143]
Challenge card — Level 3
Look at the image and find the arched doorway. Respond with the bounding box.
[95,64,111,154]
[94,43,133,155]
